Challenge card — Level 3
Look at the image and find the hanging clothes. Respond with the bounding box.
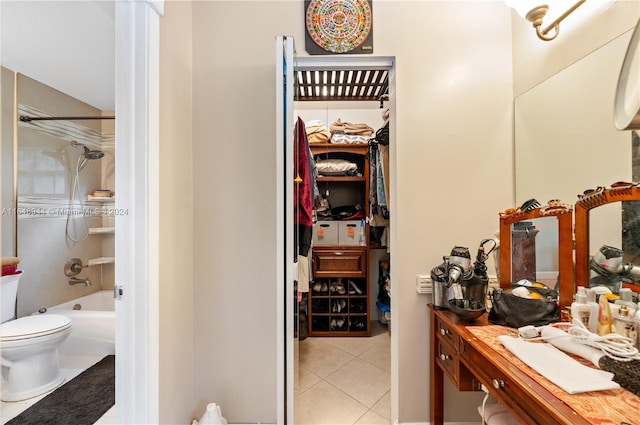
[294,117,315,293]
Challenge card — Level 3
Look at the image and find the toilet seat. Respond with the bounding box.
[0,314,72,342]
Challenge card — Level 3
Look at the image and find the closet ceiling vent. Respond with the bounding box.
[295,68,389,102]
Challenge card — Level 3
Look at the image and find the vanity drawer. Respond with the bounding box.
[312,248,366,278]
[436,340,458,384]
[435,316,457,349]
[459,338,565,423]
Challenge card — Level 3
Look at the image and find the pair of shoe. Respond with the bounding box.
[330,317,346,330]
[349,319,366,331]
[330,280,346,294]
[312,280,329,293]
[347,280,363,295]
[332,299,347,313]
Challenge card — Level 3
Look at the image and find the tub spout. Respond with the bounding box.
[69,277,91,287]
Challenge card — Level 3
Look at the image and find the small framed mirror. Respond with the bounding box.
[499,201,574,309]
[575,183,640,294]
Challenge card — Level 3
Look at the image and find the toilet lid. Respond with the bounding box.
[0,314,72,341]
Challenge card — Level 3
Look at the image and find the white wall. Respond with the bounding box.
[159,1,195,423]
[186,1,513,423]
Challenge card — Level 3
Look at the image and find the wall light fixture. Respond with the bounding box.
[506,0,587,41]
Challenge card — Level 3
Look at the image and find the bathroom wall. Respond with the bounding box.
[1,67,16,257]
[10,71,114,317]
[158,1,196,422]
[189,1,512,423]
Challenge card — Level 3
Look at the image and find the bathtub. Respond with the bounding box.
[41,290,115,355]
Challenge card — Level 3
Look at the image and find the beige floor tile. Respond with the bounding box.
[354,409,391,425]
[295,381,368,425]
[299,340,355,378]
[370,390,391,420]
[325,336,377,357]
[326,358,390,408]
[297,366,322,393]
[358,340,390,372]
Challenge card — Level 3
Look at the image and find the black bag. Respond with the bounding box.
[488,288,559,328]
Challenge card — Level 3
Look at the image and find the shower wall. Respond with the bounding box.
[7,71,115,317]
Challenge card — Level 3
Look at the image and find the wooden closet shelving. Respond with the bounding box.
[308,143,371,337]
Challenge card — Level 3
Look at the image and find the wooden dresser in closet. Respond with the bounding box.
[308,143,371,337]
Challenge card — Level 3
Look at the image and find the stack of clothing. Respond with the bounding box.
[330,118,374,144]
[2,257,21,276]
[305,120,331,144]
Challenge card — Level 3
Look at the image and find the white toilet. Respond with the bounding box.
[1,271,72,401]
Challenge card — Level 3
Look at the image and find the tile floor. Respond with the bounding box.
[0,354,115,425]
[3,322,390,425]
[295,320,391,425]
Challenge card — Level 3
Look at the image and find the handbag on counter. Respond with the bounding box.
[488,287,560,328]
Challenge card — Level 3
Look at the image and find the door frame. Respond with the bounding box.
[276,45,398,423]
[114,1,162,423]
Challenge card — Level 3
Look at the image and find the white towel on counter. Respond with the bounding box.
[498,335,620,394]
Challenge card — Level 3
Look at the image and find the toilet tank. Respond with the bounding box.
[1,272,22,323]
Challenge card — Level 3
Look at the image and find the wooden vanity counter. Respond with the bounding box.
[429,304,640,425]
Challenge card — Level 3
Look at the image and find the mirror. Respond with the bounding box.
[499,201,574,309]
[514,31,634,207]
[575,184,640,293]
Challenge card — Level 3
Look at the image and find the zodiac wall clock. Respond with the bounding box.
[304,0,374,55]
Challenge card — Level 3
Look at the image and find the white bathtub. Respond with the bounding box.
[42,290,115,355]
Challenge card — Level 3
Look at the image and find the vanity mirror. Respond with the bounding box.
[575,183,640,294]
[499,200,574,309]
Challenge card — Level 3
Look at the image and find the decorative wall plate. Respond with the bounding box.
[304,0,373,55]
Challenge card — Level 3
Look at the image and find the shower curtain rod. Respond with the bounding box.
[19,115,115,122]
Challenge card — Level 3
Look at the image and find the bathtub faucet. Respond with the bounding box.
[69,277,91,287]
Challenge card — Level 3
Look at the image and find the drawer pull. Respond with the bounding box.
[440,328,450,336]
[333,252,344,256]
[492,379,505,390]
[439,354,451,361]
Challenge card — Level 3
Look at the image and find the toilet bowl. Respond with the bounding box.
[1,314,72,401]
[1,272,73,401]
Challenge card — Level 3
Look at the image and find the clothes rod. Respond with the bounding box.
[19,115,115,122]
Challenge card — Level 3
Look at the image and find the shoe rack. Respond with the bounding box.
[308,144,371,337]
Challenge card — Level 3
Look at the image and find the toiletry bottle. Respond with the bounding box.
[571,287,594,331]
[615,287,637,310]
[597,294,612,335]
[585,288,599,333]
[358,218,366,246]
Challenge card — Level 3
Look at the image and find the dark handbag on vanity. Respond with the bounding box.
[488,287,559,328]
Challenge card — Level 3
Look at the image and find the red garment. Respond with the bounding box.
[294,117,313,227]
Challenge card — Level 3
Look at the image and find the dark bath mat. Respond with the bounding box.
[6,355,115,425]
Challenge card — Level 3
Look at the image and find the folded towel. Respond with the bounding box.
[1,265,18,276]
[1,257,19,267]
[330,119,374,136]
[498,335,620,394]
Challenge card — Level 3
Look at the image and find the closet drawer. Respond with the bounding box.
[312,248,366,278]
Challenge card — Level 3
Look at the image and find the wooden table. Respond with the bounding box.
[429,304,639,424]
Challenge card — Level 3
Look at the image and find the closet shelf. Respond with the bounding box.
[87,195,115,202]
[87,257,115,266]
[316,176,366,182]
[88,227,115,235]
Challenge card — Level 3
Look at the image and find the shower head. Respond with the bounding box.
[71,141,104,171]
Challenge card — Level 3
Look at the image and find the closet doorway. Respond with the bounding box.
[276,38,396,424]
